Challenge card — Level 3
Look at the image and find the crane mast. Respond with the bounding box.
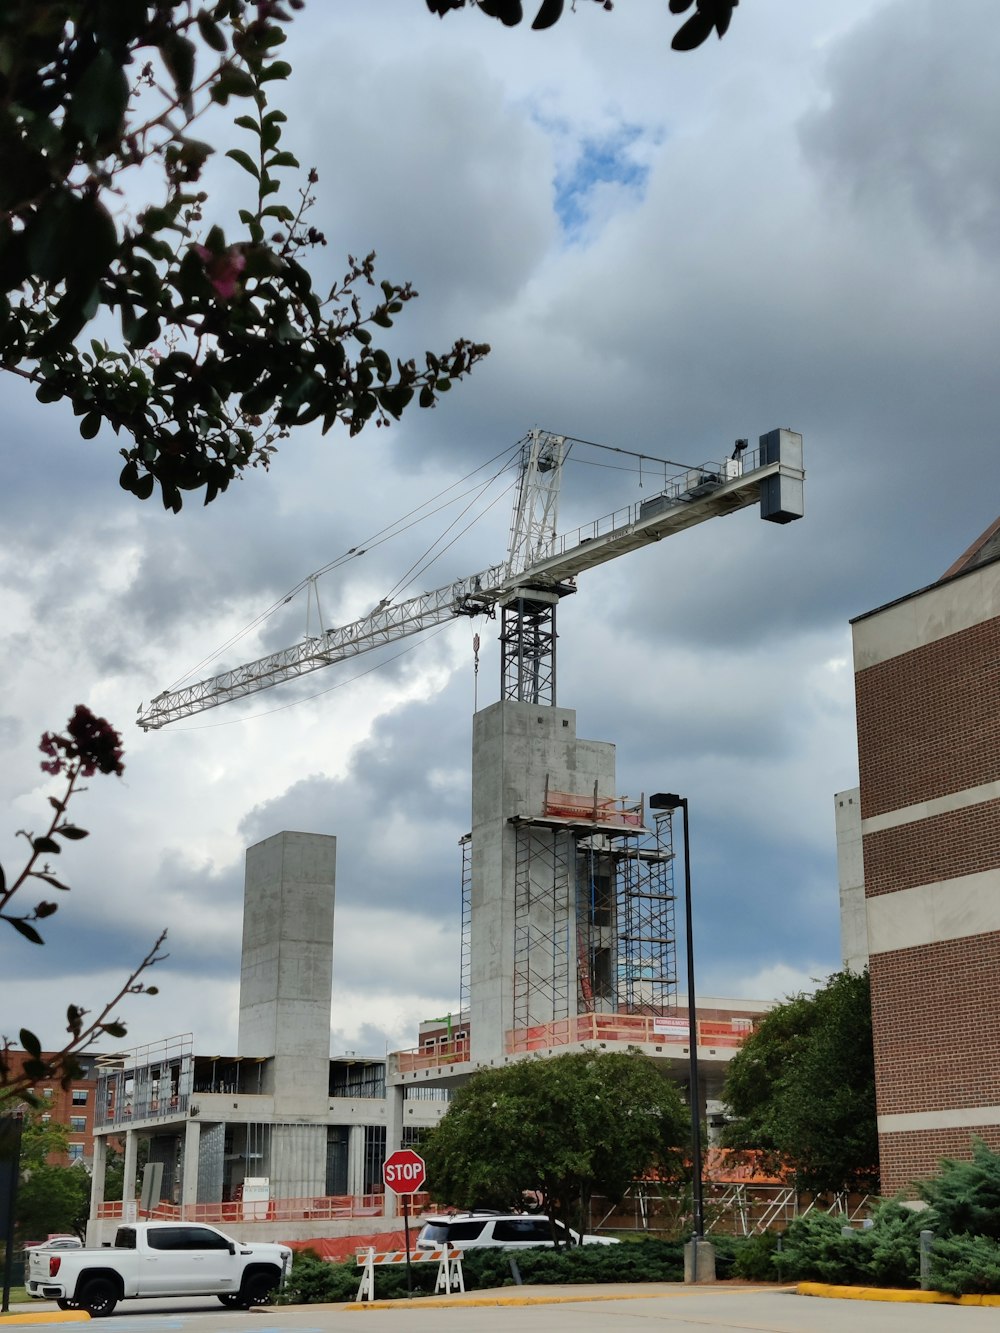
[137,428,803,730]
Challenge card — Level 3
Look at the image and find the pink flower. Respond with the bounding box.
[193,244,247,301]
[39,707,125,779]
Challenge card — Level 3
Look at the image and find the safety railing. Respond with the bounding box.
[95,1192,418,1223]
[507,1012,752,1054]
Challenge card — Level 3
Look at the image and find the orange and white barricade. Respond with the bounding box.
[355,1245,464,1302]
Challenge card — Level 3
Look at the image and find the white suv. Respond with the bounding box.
[415,1212,619,1251]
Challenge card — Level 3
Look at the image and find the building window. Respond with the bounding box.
[72,1089,88,1105]
[42,1087,53,1099]
[41,1113,51,1123]
[70,1116,87,1133]
[67,1144,84,1162]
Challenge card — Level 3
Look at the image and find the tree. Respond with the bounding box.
[421,1051,688,1241]
[1,2,488,512]
[15,1112,91,1244]
[720,970,878,1195]
[1,707,165,1108]
[425,0,741,52]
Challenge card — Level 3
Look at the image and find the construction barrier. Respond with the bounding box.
[355,1246,464,1303]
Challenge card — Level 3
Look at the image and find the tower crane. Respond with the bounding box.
[137,427,803,730]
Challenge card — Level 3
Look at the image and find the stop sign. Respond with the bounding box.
[383,1148,426,1194]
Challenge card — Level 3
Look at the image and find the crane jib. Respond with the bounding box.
[137,429,803,729]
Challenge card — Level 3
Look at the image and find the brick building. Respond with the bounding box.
[2,1048,104,1165]
[847,516,1000,1195]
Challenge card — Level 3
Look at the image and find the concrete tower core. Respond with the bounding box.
[470,700,617,1065]
[238,830,336,1118]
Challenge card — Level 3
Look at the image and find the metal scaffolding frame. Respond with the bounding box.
[511,821,575,1032]
[509,792,678,1031]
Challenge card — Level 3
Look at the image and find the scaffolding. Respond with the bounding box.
[509,784,678,1037]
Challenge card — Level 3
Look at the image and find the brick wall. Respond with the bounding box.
[869,933,1000,1116]
[862,798,1000,897]
[855,616,1000,820]
[880,1125,1000,1198]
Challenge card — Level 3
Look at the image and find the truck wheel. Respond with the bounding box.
[218,1293,247,1309]
[79,1277,119,1318]
[56,1300,80,1311]
[241,1269,279,1306]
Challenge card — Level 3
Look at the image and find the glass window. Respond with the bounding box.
[67,1143,84,1161]
[181,1227,231,1251]
[70,1116,87,1132]
[445,1220,486,1242]
[72,1089,88,1105]
[492,1218,553,1243]
[115,1228,137,1250]
[42,1087,53,1099]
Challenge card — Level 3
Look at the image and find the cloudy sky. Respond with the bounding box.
[3,0,997,1063]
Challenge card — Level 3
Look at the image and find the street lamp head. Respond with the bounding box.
[650,792,685,811]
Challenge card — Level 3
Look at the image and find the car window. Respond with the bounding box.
[419,1222,451,1246]
[492,1218,553,1243]
[181,1227,231,1251]
[445,1220,487,1242]
[115,1229,136,1250]
[146,1229,182,1251]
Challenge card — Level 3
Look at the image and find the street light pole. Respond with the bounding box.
[650,793,704,1243]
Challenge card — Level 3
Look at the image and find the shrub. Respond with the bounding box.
[776,1204,924,1288]
[921,1140,1000,1242]
[777,1212,865,1284]
[730,1232,781,1281]
[930,1234,1000,1296]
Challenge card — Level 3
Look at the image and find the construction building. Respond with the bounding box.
[838,516,1000,1194]
[86,832,448,1244]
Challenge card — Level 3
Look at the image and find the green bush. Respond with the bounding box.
[730,1232,781,1281]
[777,1211,865,1284]
[280,1238,688,1303]
[462,1237,684,1288]
[921,1140,1000,1242]
[776,1204,924,1288]
[930,1234,1000,1296]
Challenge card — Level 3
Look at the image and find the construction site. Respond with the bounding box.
[84,426,807,1244]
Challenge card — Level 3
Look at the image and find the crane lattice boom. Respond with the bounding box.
[138,428,803,730]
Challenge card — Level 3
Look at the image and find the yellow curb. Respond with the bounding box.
[0,1313,90,1324]
[798,1282,1000,1307]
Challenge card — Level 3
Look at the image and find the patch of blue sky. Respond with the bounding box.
[554,125,650,239]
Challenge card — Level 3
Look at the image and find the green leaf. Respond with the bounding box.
[10,918,44,944]
[80,412,101,439]
[69,49,129,147]
[161,33,197,98]
[226,148,260,180]
[32,836,61,854]
[33,873,71,891]
[101,1022,128,1039]
[266,151,299,170]
[197,11,228,52]
[234,115,260,134]
[20,1028,42,1057]
[57,826,89,841]
[259,61,293,83]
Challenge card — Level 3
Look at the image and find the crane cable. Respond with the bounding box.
[166,440,523,691]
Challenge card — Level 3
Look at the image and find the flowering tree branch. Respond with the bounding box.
[0,708,166,1109]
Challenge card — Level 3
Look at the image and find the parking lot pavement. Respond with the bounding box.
[6,1284,1000,1331]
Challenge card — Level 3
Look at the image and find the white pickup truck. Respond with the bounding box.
[26,1220,293,1317]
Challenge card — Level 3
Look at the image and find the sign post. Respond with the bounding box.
[382,1149,426,1296]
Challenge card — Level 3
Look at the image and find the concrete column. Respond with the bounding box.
[238,831,336,1119]
[383,1085,405,1219]
[89,1134,107,1218]
[347,1126,365,1199]
[122,1129,137,1202]
[181,1120,201,1212]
